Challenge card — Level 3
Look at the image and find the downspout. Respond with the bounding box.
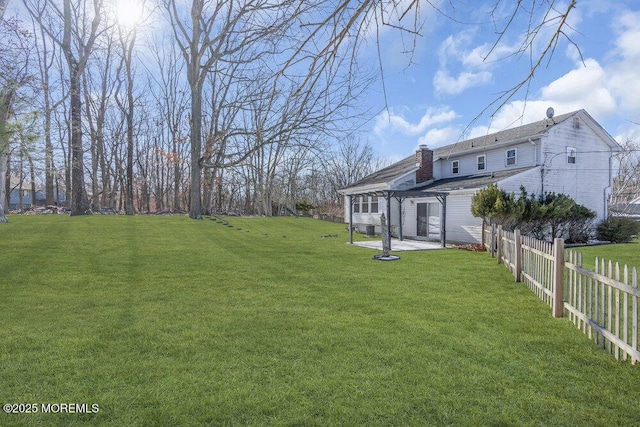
[441,195,447,248]
[604,149,613,219]
[386,191,392,251]
[348,194,353,244]
[397,197,403,241]
[529,138,543,194]
[528,138,538,165]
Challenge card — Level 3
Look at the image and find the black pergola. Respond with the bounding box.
[347,189,449,249]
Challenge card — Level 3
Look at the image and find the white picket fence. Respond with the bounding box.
[484,224,639,364]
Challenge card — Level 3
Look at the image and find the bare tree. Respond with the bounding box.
[163,0,306,219]
[612,139,640,206]
[114,21,140,215]
[0,18,35,222]
[147,34,190,212]
[0,0,9,21]
[32,16,62,207]
[24,0,106,215]
[326,137,383,189]
[83,34,117,211]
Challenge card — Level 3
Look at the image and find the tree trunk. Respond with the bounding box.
[68,63,90,215]
[0,0,9,21]
[122,31,136,215]
[28,154,36,206]
[0,149,7,222]
[43,81,55,206]
[188,77,203,219]
[0,89,14,222]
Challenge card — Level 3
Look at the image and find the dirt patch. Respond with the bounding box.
[453,243,486,252]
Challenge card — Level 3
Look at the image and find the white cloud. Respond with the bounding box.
[437,32,473,67]
[607,10,640,114]
[477,8,640,140]
[541,58,616,114]
[433,29,513,96]
[417,127,462,148]
[611,10,640,60]
[374,107,457,136]
[433,69,492,95]
[460,56,618,137]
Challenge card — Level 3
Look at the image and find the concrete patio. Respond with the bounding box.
[350,238,448,251]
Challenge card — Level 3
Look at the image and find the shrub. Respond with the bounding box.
[596,217,640,243]
[472,186,596,242]
[295,200,315,213]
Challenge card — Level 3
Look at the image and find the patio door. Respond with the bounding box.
[417,202,440,239]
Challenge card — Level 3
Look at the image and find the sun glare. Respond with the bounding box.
[115,0,144,28]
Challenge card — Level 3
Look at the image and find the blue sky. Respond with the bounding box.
[7,0,638,165]
[363,1,640,162]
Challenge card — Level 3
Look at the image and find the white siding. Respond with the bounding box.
[444,192,483,243]
[391,197,417,237]
[389,192,481,244]
[435,140,539,180]
[537,117,613,220]
[499,166,542,195]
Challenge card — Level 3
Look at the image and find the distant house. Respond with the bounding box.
[8,177,38,210]
[8,176,66,210]
[610,196,640,221]
[340,109,621,244]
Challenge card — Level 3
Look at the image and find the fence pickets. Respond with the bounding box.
[485,224,639,364]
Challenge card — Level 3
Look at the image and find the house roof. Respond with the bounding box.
[9,176,36,189]
[345,155,417,190]
[411,167,535,192]
[342,109,619,193]
[610,201,640,215]
[432,110,580,159]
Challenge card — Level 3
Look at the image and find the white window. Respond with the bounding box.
[506,149,517,166]
[477,155,486,171]
[361,196,369,213]
[371,196,379,213]
[452,160,459,174]
[353,196,360,213]
[567,146,576,164]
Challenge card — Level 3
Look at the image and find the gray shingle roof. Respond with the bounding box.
[345,155,416,189]
[432,111,580,159]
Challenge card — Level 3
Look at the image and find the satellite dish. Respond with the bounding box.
[546,107,555,119]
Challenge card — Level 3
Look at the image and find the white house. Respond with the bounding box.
[340,109,621,245]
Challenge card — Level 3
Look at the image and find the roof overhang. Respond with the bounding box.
[345,189,448,199]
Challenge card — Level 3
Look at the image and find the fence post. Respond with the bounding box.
[497,225,503,264]
[514,229,521,282]
[553,237,565,318]
[490,224,496,258]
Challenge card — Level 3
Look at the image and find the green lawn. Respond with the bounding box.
[1,215,639,426]
[568,240,640,272]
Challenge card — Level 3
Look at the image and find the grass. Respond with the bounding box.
[1,215,639,426]
[568,239,640,272]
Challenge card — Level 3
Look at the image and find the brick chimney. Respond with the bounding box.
[415,144,433,183]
